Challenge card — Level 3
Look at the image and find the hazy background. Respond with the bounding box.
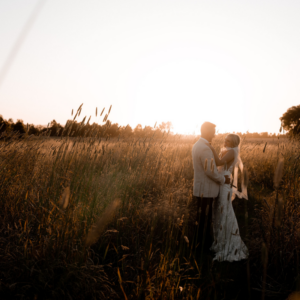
[0,0,299,134]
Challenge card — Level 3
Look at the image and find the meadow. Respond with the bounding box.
[0,132,299,299]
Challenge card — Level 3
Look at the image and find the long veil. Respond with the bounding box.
[226,146,248,201]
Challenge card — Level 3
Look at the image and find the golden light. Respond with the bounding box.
[131,54,248,134]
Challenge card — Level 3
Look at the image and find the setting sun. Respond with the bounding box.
[130,49,248,134]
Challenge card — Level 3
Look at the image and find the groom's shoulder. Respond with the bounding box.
[194,138,205,147]
[193,139,208,151]
[193,138,201,148]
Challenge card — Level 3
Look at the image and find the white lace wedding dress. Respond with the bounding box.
[210,147,249,262]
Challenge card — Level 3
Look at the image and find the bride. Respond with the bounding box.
[205,134,248,262]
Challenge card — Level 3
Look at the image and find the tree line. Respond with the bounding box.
[0,115,288,140]
[1,103,298,140]
[0,115,175,139]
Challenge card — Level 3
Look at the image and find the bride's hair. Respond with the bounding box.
[226,134,240,148]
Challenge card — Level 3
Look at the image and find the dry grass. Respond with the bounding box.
[0,134,299,299]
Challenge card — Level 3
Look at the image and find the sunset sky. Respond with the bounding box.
[0,0,300,134]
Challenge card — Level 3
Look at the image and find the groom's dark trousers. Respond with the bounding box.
[192,196,214,250]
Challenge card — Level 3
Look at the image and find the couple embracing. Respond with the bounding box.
[192,122,248,262]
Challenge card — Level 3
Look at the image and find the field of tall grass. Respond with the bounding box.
[0,132,299,299]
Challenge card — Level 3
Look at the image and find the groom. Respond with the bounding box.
[192,122,230,250]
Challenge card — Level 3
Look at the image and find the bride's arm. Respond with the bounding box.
[206,144,235,166]
[218,150,235,166]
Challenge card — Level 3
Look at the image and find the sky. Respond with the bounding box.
[0,0,300,134]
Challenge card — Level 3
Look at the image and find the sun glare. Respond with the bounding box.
[131,52,248,134]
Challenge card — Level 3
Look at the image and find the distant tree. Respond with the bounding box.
[49,119,63,136]
[165,121,173,132]
[158,122,166,132]
[67,120,80,137]
[50,120,57,127]
[134,124,143,137]
[121,125,133,137]
[260,132,269,138]
[280,105,300,136]
[36,125,44,131]
[28,125,39,135]
[158,121,173,132]
[99,120,111,137]
[134,124,142,131]
[0,115,11,135]
[86,123,98,137]
[107,122,119,137]
[12,120,26,135]
[143,126,153,137]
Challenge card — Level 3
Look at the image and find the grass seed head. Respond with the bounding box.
[184,236,189,244]
[169,193,173,205]
[274,158,284,189]
[59,186,70,209]
[210,158,214,172]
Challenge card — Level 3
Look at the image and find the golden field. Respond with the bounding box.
[0,134,299,299]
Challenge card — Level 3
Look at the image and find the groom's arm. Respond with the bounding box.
[200,147,228,185]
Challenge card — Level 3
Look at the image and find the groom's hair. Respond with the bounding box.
[201,122,216,135]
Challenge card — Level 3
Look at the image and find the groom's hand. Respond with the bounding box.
[224,175,231,184]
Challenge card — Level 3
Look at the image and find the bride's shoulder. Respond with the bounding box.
[227,149,236,156]
[220,148,235,158]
